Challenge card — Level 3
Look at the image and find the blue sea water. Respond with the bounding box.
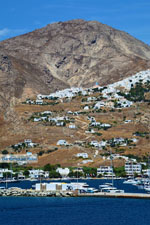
[0,197,150,225]
[0,179,150,225]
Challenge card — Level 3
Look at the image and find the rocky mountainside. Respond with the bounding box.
[0,19,150,114]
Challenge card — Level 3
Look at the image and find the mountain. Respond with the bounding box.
[0,19,150,114]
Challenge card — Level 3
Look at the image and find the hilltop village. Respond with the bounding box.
[1,70,150,178]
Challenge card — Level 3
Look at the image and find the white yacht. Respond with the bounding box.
[99,183,113,189]
[100,185,124,193]
[123,179,138,185]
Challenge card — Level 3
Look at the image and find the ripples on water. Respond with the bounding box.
[0,197,150,225]
[0,180,150,225]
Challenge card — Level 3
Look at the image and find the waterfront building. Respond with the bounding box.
[125,161,142,176]
[29,169,49,179]
[0,168,13,178]
[35,182,89,191]
[97,166,114,177]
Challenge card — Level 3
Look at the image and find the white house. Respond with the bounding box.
[56,122,64,126]
[36,99,43,105]
[84,106,89,110]
[94,101,105,109]
[90,140,101,148]
[24,139,37,148]
[57,140,68,146]
[29,169,49,179]
[76,153,89,159]
[82,160,93,164]
[34,118,41,122]
[41,111,52,115]
[69,124,76,129]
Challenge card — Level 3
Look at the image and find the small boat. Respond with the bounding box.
[144,186,150,192]
[99,183,113,189]
[123,179,138,185]
[100,186,124,193]
[0,186,5,189]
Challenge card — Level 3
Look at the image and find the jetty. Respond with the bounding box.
[0,188,150,199]
[77,192,150,199]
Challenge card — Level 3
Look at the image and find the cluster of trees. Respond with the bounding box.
[43,164,61,178]
[68,167,97,178]
[118,82,150,102]
[113,166,126,177]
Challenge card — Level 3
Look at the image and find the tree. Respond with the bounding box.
[49,171,61,178]
[83,167,97,177]
[2,150,8,155]
[68,171,83,178]
[0,163,9,168]
[3,172,12,178]
[114,166,126,177]
[23,170,29,177]
[43,164,60,171]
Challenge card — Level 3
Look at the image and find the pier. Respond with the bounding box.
[78,192,150,199]
[0,188,150,199]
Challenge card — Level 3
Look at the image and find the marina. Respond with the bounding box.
[1,188,150,199]
[0,179,150,199]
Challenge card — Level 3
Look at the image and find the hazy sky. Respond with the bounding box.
[0,0,150,44]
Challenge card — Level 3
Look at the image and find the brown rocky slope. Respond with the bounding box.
[0,19,150,114]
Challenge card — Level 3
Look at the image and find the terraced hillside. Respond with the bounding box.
[1,70,150,168]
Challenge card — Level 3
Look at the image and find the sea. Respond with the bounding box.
[0,179,150,225]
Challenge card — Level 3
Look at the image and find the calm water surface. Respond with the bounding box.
[0,179,149,225]
[0,197,150,225]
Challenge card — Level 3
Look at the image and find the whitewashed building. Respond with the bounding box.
[29,169,49,179]
[76,153,89,159]
[57,140,68,146]
[125,161,142,176]
[97,166,114,177]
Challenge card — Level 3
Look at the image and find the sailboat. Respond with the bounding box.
[99,154,124,193]
[144,156,150,192]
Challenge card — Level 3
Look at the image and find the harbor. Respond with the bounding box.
[1,187,150,199]
[0,178,150,199]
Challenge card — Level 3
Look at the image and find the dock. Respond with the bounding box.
[0,188,150,199]
[77,192,150,199]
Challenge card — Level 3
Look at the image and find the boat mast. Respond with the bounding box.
[110,152,114,186]
[5,172,7,189]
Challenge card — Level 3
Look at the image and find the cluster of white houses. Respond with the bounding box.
[37,87,90,100]
[12,139,37,149]
[33,115,74,126]
[89,137,137,149]
[25,70,150,113]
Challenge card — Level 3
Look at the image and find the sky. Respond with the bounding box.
[0,0,150,44]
